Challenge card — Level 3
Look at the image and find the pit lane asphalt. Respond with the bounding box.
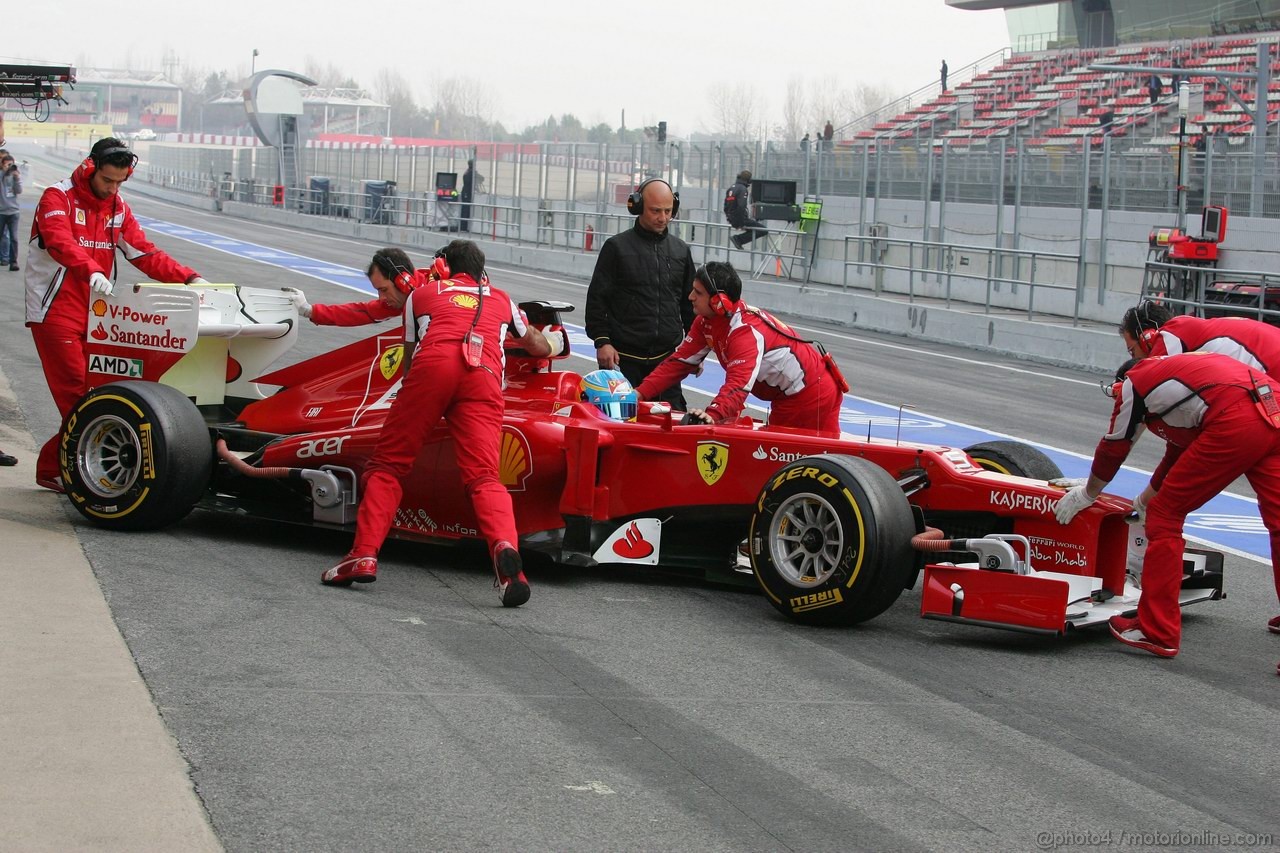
[2,184,1277,852]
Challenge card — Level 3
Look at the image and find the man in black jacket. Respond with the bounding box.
[586,177,694,409]
[725,170,767,249]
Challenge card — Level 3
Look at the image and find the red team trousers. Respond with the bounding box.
[1140,398,1280,648]
[30,321,90,482]
[351,345,517,558]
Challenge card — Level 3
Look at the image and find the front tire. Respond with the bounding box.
[749,455,916,626]
[964,440,1063,480]
[60,381,211,530]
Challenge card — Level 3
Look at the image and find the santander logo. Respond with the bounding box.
[612,521,654,559]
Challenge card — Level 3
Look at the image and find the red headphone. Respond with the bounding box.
[372,252,416,294]
[429,249,451,282]
[698,264,734,317]
[84,145,138,179]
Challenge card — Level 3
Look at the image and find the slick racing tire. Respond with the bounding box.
[60,381,212,531]
[964,440,1063,481]
[749,455,916,626]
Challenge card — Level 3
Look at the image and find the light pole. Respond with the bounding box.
[251,48,259,76]
[1175,79,1189,232]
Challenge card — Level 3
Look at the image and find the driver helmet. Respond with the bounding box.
[579,369,638,421]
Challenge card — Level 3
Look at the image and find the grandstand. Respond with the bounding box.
[844,34,1278,153]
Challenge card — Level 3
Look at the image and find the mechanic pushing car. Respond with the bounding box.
[1055,352,1280,665]
[25,137,208,493]
[1118,300,1280,638]
[283,247,422,326]
[634,262,846,433]
[322,240,558,606]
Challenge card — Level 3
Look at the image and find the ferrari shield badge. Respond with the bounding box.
[697,441,729,486]
[379,345,404,380]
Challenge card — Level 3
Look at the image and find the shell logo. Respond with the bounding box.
[91,299,108,317]
[450,293,479,310]
[499,427,532,490]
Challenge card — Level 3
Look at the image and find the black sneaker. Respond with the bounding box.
[7,264,17,271]
[493,542,530,607]
[0,450,16,466]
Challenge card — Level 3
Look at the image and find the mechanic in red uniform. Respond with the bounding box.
[634,262,845,433]
[282,247,417,326]
[25,138,206,492]
[1120,301,1280,637]
[322,240,556,606]
[1055,352,1280,662]
[1121,301,1280,375]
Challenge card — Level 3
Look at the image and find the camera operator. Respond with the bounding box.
[0,153,22,271]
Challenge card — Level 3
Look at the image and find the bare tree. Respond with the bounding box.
[782,76,807,143]
[431,77,498,140]
[707,82,766,139]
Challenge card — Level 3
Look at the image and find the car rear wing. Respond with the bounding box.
[84,282,299,406]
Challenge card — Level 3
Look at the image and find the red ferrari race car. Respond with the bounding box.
[60,283,1224,633]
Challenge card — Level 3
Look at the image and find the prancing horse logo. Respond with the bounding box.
[697,441,729,486]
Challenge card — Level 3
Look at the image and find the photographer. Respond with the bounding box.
[0,153,21,271]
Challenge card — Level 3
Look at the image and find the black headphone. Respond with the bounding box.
[87,145,138,178]
[626,177,680,218]
[697,264,734,317]
[373,252,415,294]
[1135,301,1161,351]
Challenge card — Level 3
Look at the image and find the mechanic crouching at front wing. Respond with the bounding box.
[1056,353,1280,666]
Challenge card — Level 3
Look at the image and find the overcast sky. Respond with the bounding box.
[19,1,1010,135]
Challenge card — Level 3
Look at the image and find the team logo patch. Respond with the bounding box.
[499,427,532,490]
[450,293,479,310]
[379,345,404,380]
[88,353,144,378]
[697,441,729,486]
[592,518,662,565]
[75,208,85,226]
[91,299,108,317]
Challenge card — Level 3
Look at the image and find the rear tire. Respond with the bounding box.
[749,455,915,626]
[60,381,211,531]
[964,440,1063,480]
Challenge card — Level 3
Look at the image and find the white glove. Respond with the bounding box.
[89,272,114,296]
[188,276,209,285]
[1131,488,1152,523]
[1048,476,1088,489]
[282,287,312,318]
[1054,484,1096,524]
[543,328,565,357]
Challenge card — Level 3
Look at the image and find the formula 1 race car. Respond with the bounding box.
[59,283,1224,634]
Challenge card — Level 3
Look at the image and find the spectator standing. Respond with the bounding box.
[460,159,482,232]
[1146,72,1163,105]
[24,138,207,493]
[0,153,21,270]
[1098,104,1116,135]
[940,59,949,92]
[724,169,767,249]
[320,240,554,605]
[822,119,834,149]
[800,133,810,153]
[585,178,694,410]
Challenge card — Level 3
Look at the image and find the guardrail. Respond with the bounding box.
[843,234,1083,324]
[1143,258,1280,323]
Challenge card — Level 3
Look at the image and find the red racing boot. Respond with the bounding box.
[493,542,530,608]
[1268,615,1280,635]
[1108,615,1177,658]
[322,553,378,587]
